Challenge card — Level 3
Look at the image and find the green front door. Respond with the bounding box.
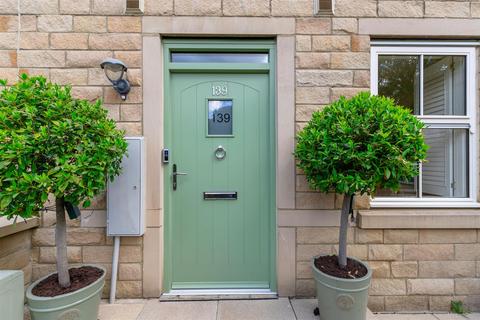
[166,71,274,291]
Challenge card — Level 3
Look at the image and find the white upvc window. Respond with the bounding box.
[371,43,478,208]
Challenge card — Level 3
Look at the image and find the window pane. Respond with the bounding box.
[423,56,466,116]
[171,53,269,63]
[208,100,233,136]
[422,128,469,198]
[378,55,420,114]
[375,169,419,198]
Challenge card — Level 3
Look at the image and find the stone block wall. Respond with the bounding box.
[0,229,34,289]
[294,227,480,312]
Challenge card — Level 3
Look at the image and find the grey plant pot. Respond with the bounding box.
[26,265,106,320]
[312,255,372,320]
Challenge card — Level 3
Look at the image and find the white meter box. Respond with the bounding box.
[107,137,145,236]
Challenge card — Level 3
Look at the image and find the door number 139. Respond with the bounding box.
[212,85,228,96]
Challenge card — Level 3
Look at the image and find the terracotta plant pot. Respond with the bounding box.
[26,265,106,320]
[312,255,372,320]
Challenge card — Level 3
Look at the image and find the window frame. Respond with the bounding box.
[370,44,478,208]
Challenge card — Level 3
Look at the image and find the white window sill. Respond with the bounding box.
[0,216,40,238]
[358,209,480,229]
[370,200,480,209]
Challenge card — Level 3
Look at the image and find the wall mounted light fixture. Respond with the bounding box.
[100,58,131,100]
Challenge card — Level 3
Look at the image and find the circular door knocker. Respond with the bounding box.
[215,145,226,160]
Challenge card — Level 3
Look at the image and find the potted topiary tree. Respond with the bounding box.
[0,75,128,320]
[295,92,427,320]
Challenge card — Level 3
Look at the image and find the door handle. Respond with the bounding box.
[172,164,187,191]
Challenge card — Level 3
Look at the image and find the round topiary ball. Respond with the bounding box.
[295,92,428,196]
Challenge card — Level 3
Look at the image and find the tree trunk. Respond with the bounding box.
[338,194,354,269]
[55,197,70,288]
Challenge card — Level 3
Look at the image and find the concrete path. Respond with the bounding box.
[97,299,480,320]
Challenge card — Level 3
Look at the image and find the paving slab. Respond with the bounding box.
[98,303,145,320]
[138,300,218,320]
[374,314,438,320]
[290,299,317,320]
[434,314,470,320]
[217,298,296,320]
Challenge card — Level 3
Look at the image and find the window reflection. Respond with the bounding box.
[171,53,269,64]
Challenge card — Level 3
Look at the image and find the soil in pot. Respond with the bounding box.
[31,266,104,297]
[314,255,367,279]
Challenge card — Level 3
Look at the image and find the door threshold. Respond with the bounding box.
[160,289,278,301]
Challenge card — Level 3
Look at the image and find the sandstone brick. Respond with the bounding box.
[331,52,370,69]
[272,0,313,16]
[353,194,370,209]
[355,229,383,244]
[71,86,103,102]
[296,18,331,35]
[89,34,141,50]
[126,68,142,86]
[296,35,311,52]
[0,68,19,83]
[295,192,335,209]
[0,0,17,14]
[0,16,18,32]
[385,296,429,312]
[368,261,391,278]
[298,227,342,244]
[331,88,367,101]
[116,281,142,298]
[50,68,88,85]
[296,261,312,279]
[455,244,480,260]
[391,261,418,278]
[352,70,370,87]
[39,246,82,263]
[20,32,49,49]
[116,122,142,136]
[455,279,480,295]
[60,0,90,14]
[384,230,418,244]
[38,15,73,32]
[351,35,370,52]
[333,244,368,260]
[32,264,56,281]
[114,51,142,68]
[92,0,126,14]
[429,295,461,312]
[120,104,142,122]
[67,228,106,245]
[66,51,111,67]
[0,50,17,67]
[297,244,333,261]
[296,105,324,122]
[18,68,49,79]
[425,1,469,18]
[407,279,454,295]
[312,35,351,52]
[296,87,330,104]
[419,261,475,278]
[87,68,110,86]
[335,0,377,17]
[378,1,423,18]
[32,228,55,246]
[223,0,270,16]
[119,263,142,281]
[296,279,315,297]
[83,245,141,263]
[0,33,17,49]
[144,0,174,15]
[368,245,403,261]
[332,18,357,34]
[103,104,121,121]
[370,279,406,296]
[108,17,142,33]
[296,175,314,192]
[404,244,454,261]
[174,0,221,15]
[21,0,59,14]
[368,296,385,312]
[0,230,31,258]
[295,52,329,69]
[419,230,476,244]
[51,33,88,50]
[296,70,353,87]
[74,16,107,33]
[472,3,480,18]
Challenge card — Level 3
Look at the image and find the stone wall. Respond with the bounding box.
[0,229,34,289]
[2,0,480,308]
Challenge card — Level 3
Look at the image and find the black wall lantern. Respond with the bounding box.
[100,58,131,100]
